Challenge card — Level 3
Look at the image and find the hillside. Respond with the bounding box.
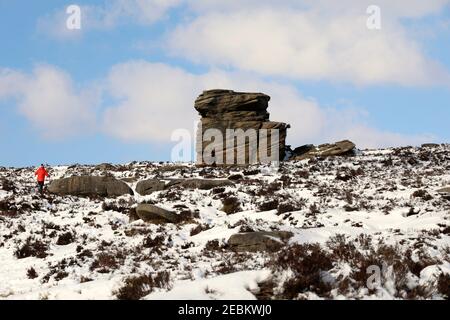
[0,145,449,300]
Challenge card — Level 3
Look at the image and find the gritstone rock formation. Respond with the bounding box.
[195,89,290,165]
[290,140,356,160]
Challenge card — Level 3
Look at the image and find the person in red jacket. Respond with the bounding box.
[35,164,49,194]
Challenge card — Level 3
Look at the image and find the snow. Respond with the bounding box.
[0,146,449,300]
[144,270,271,300]
[0,190,9,200]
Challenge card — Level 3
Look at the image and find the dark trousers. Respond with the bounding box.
[37,181,44,193]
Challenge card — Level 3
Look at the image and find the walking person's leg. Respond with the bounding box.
[38,181,44,194]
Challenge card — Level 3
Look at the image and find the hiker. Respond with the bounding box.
[35,164,49,194]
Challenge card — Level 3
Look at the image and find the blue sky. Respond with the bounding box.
[0,0,449,167]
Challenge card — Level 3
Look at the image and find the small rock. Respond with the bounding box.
[437,187,450,194]
[221,197,241,214]
[405,207,420,217]
[292,144,315,157]
[228,231,293,252]
[166,178,234,190]
[136,204,179,224]
[227,174,244,181]
[243,169,260,176]
[135,178,234,195]
[411,189,433,201]
[421,143,440,148]
[135,179,166,195]
[94,163,116,171]
[437,187,450,200]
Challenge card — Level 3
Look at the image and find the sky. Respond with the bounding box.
[0,0,449,167]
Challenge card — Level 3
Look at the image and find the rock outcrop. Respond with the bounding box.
[228,231,293,252]
[135,178,234,195]
[290,140,356,160]
[48,176,133,197]
[136,204,179,224]
[195,89,289,165]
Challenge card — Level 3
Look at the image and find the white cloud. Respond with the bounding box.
[0,62,437,148]
[100,60,436,148]
[102,61,199,142]
[37,0,181,39]
[0,65,98,139]
[167,0,450,86]
[335,125,435,149]
[83,0,182,28]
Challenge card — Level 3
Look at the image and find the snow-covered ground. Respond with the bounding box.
[0,145,449,300]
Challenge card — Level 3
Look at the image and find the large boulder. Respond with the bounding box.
[195,89,290,165]
[228,231,293,252]
[48,176,133,197]
[291,140,356,160]
[135,204,179,224]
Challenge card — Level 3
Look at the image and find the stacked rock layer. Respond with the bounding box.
[195,89,289,165]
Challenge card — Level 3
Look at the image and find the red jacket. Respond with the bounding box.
[35,167,49,182]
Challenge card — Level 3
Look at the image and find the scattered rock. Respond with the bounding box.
[421,143,440,148]
[195,89,290,164]
[0,178,15,192]
[48,176,133,197]
[95,163,116,171]
[165,178,234,190]
[221,197,241,214]
[412,190,433,201]
[243,169,260,176]
[135,178,234,195]
[227,174,244,181]
[437,187,450,194]
[135,179,166,195]
[135,204,179,224]
[228,231,293,252]
[437,187,450,200]
[407,157,419,166]
[291,144,314,158]
[405,207,420,217]
[291,140,356,160]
